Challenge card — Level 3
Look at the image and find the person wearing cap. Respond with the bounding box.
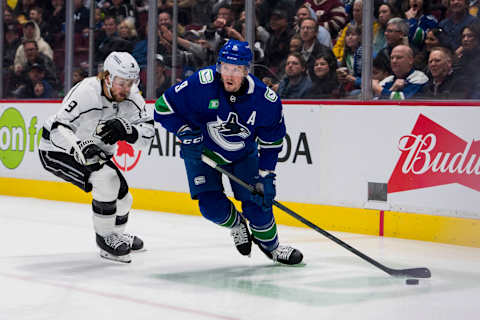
[304,0,348,39]
[13,20,53,72]
[23,40,59,90]
[14,62,56,99]
[264,8,296,74]
[154,39,304,265]
[38,52,154,263]
[154,54,172,97]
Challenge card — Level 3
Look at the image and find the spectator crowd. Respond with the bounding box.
[2,0,480,100]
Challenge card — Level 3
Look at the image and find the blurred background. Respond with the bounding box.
[1,0,479,101]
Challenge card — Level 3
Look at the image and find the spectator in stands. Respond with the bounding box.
[181,0,216,28]
[13,63,56,99]
[4,23,22,69]
[418,46,469,98]
[74,0,90,33]
[374,3,398,55]
[377,17,409,65]
[289,35,303,53]
[337,24,363,94]
[235,9,270,65]
[45,0,66,42]
[470,0,480,17]
[118,18,138,48]
[277,52,312,99]
[21,39,59,90]
[372,53,392,81]
[95,15,133,66]
[454,21,480,97]
[305,50,339,98]
[377,44,428,99]
[454,21,480,66]
[29,7,49,42]
[159,25,210,70]
[4,7,17,26]
[439,0,478,50]
[156,10,203,75]
[203,4,243,58]
[154,54,172,97]
[256,0,296,27]
[103,0,134,22]
[295,4,332,48]
[372,53,393,97]
[304,0,348,38]
[72,67,88,86]
[14,21,54,73]
[263,8,295,74]
[414,27,449,71]
[404,0,438,50]
[299,17,331,71]
[11,0,37,24]
[334,0,381,61]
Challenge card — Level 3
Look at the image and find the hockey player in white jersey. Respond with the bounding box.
[39,52,154,263]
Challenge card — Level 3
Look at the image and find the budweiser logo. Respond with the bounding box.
[388,114,480,193]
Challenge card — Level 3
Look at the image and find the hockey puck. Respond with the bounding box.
[406,278,419,285]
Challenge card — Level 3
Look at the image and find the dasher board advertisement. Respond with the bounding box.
[0,101,479,219]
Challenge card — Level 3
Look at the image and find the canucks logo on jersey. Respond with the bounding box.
[207,112,251,151]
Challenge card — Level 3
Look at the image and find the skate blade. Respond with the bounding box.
[99,250,132,263]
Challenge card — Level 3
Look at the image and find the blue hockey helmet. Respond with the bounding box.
[217,39,253,67]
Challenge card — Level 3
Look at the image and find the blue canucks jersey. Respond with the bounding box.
[154,66,286,171]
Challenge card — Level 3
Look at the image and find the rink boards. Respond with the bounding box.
[0,100,479,247]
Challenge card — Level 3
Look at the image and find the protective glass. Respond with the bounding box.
[216,63,247,77]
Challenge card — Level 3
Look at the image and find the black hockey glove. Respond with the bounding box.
[97,117,138,145]
[71,139,109,167]
[177,125,204,160]
[251,172,276,212]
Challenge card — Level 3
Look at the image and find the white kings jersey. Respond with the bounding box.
[39,76,154,155]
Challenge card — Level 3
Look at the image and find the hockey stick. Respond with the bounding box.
[201,155,431,279]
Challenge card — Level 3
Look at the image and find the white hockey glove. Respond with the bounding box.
[71,139,109,166]
[97,117,138,145]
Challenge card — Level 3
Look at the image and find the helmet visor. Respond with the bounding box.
[112,76,138,89]
[216,62,248,77]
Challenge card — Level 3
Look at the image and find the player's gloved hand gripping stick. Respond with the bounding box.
[251,172,276,212]
[177,125,204,160]
[201,154,432,279]
[57,125,110,168]
[97,117,138,145]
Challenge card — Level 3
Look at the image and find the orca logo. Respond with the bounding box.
[207,112,250,151]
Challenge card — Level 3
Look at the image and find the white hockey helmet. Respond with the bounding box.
[103,51,140,83]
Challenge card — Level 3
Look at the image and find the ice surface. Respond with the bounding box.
[1,196,479,320]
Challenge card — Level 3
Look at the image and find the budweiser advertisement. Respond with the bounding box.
[388,114,480,193]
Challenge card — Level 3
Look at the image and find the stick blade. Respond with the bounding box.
[390,267,431,278]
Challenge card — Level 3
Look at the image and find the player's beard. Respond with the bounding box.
[111,89,128,102]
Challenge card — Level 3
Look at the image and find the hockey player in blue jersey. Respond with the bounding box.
[154,39,303,265]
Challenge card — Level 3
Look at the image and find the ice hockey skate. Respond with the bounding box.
[122,233,145,252]
[230,217,252,256]
[255,240,303,265]
[96,233,131,263]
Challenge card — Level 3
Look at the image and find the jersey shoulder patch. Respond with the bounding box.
[198,68,215,84]
[264,87,278,103]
